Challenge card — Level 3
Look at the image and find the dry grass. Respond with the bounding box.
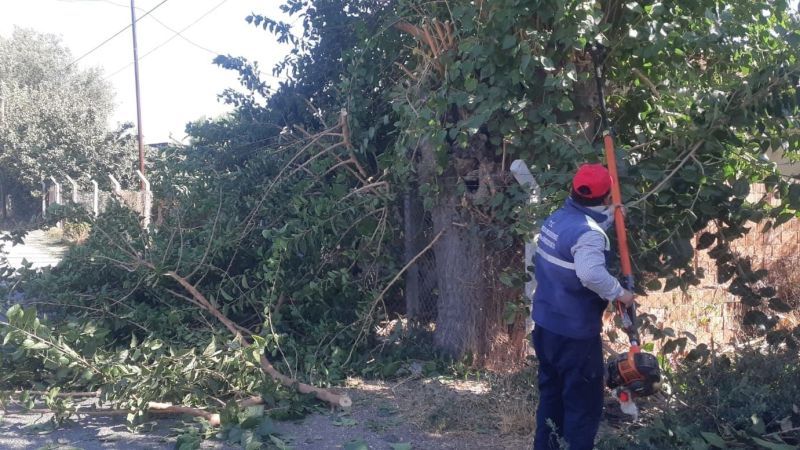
[383,368,536,447]
[62,222,91,244]
[44,226,64,242]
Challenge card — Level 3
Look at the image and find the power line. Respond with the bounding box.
[144,13,220,55]
[59,0,221,55]
[105,0,230,79]
[66,0,171,69]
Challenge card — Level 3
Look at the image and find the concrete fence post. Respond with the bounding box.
[510,159,542,338]
[135,170,151,229]
[49,176,62,205]
[65,174,78,204]
[49,176,62,229]
[108,174,122,196]
[41,179,47,218]
[91,179,99,217]
[510,159,542,301]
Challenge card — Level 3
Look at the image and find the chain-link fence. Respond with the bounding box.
[403,186,438,323]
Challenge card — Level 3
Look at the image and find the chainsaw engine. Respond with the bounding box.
[606,350,662,397]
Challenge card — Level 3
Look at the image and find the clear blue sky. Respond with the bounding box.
[0,0,291,143]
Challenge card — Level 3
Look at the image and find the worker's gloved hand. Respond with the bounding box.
[616,289,635,307]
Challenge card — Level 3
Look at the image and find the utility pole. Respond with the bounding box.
[130,0,146,190]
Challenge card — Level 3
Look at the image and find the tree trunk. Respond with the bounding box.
[430,180,489,359]
[413,134,529,367]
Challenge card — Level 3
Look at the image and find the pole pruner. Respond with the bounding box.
[588,43,661,403]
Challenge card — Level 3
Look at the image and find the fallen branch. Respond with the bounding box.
[14,403,221,426]
[159,268,353,410]
[2,390,99,398]
[147,402,221,426]
[260,356,352,408]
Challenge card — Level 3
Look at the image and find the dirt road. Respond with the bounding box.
[3,229,67,270]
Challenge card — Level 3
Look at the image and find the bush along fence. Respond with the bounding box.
[42,171,153,229]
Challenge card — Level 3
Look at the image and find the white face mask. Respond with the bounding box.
[587,204,615,229]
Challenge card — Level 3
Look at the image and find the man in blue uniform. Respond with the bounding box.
[532,163,635,450]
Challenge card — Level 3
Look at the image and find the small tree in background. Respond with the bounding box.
[0,28,136,220]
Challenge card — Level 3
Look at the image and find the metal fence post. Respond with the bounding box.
[135,169,151,229]
[91,179,99,217]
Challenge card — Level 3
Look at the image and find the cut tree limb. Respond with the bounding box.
[160,268,353,410]
[260,356,352,408]
[16,403,221,426]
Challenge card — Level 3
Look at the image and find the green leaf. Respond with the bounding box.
[501,34,516,49]
[269,434,293,450]
[696,232,716,250]
[390,444,412,450]
[751,437,796,450]
[343,440,369,450]
[743,310,769,327]
[464,77,478,92]
[664,277,682,292]
[557,96,574,112]
[645,279,662,291]
[701,431,728,448]
[21,338,50,350]
[520,54,532,72]
[732,178,750,198]
[202,337,217,357]
[662,337,687,355]
[6,304,23,322]
[625,2,644,14]
[768,297,792,313]
[499,272,514,287]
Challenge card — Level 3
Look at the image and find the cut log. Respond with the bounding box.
[260,355,352,408]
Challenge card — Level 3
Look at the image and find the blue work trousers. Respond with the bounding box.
[532,326,604,450]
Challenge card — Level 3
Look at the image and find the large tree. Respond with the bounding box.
[203,0,800,361]
[0,28,134,220]
[385,0,800,358]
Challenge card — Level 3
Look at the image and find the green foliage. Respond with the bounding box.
[383,0,800,346]
[0,305,274,417]
[3,4,800,449]
[598,349,800,449]
[0,28,137,218]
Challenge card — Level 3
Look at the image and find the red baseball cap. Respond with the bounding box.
[572,164,612,199]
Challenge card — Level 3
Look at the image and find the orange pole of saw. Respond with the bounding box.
[604,133,633,279]
[591,43,640,348]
